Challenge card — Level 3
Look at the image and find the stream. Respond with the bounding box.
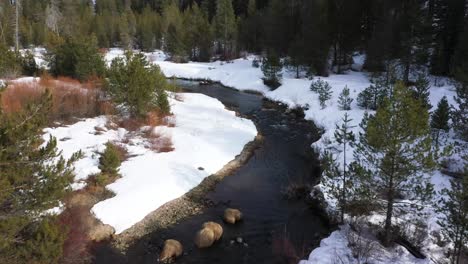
[92,80,331,264]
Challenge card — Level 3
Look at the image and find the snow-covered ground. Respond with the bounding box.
[102,49,461,264]
[44,93,257,234]
[25,48,464,262]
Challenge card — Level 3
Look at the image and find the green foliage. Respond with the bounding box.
[431,96,451,132]
[261,52,282,89]
[0,44,21,78]
[162,1,187,61]
[323,113,356,223]
[0,90,78,263]
[354,82,435,245]
[21,50,39,76]
[107,51,170,117]
[357,78,391,110]
[310,79,332,109]
[412,74,432,110]
[452,72,468,141]
[99,142,122,176]
[338,85,353,111]
[19,217,65,264]
[184,3,213,62]
[47,36,106,81]
[213,0,237,59]
[436,165,468,264]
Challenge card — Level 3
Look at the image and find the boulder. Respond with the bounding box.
[194,228,215,248]
[159,239,183,263]
[202,221,223,241]
[224,208,242,224]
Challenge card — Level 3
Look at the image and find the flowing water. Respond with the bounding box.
[92,81,330,264]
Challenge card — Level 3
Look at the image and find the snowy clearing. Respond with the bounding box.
[44,93,257,234]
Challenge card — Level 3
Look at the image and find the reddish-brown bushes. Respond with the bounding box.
[143,129,174,153]
[1,75,114,122]
[58,205,93,264]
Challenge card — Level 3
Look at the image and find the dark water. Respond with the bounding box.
[92,81,330,264]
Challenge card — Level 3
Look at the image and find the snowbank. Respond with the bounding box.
[44,93,257,234]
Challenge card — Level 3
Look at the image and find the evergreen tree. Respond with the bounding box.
[431,96,451,146]
[107,51,170,117]
[310,78,333,109]
[0,44,20,78]
[261,51,282,89]
[338,85,353,111]
[0,91,79,263]
[184,3,213,62]
[99,142,122,176]
[452,77,468,141]
[436,165,468,264]
[357,80,390,110]
[323,113,356,223]
[213,0,237,59]
[412,74,432,110]
[300,0,331,76]
[354,82,435,246]
[46,36,106,81]
[162,1,187,61]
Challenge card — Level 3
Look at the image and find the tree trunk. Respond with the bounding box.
[384,195,394,246]
[15,0,20,52]
[341,141,347,223]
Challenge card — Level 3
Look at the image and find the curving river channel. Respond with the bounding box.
[92,81,331,264]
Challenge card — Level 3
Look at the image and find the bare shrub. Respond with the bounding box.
[145,130,174,153]
[1,75,113,122]
[346,218,378,264]
[58,205,93,264]
[397,218,428,249]
[272,228,309,264]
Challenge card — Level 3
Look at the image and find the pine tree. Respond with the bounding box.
[436,165,468,264]
[213,0,237,59]
[0,44,21,78]
[452,82,468,141]
[107,51,170,117]
[431,96,451,146]
[357,80,390,110]
[338,85,353,111]
[323,113,356,223]
[184,3,213,62]
[412,73,432,110]
[261,51,282,89]
[310,79,333,109]
[99,142,122,175]
[354,82,435,246]
[162,1,187,61]
[46,36,106,81]
[0,90,79,263]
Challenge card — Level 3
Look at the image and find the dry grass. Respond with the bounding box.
[144,129,175,153]
[1,74,114,122]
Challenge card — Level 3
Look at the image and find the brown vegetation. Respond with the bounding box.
[0,74,113,122]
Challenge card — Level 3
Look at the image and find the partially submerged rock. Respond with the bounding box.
[194,228,216,248]
[224,208,242,224]
[159,239,183,263]
[195,221,223,248]
[202,221,223,240]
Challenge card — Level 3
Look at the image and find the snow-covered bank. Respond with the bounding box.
[117,50,462,264]
[44,93,257,234]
